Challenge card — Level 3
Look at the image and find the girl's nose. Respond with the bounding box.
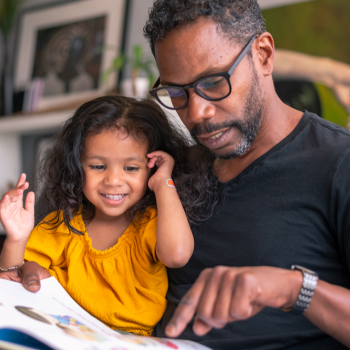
[104,169,124,186]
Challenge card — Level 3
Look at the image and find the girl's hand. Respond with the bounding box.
[147,151,175,192]
[0,173,35,243]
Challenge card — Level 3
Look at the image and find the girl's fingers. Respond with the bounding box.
[0,190,24,212]
[147,151,166,158]
[15,173,27,189]
[0,194,9,206]
[16,182,29,191]
[5,180,28,198]
[2,189,24,200]
[147,156,159,168]
[24,192,35,214]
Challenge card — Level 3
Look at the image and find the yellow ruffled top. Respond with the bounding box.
[24,208,167,336]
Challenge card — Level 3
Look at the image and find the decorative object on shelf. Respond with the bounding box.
[105,44,157,99]
[0,0,24,117]
[13,77,45,113]
[14,0,126,112]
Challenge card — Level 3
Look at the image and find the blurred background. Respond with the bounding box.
[0,0,349,244]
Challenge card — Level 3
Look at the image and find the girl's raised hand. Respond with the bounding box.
[0,173,35,243]
[147,151,175,192]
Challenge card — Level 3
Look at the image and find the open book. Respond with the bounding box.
[0,278,211,350]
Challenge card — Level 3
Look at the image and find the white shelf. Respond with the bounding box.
[0,110,74,135]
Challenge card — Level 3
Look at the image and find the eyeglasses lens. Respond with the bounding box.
[155,75,230,109]
[197,76,230,99]
[156,87,187,109]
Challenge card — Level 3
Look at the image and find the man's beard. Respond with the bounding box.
[190,69,263,160]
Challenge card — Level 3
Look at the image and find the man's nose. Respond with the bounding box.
[185,90,216,126]
[104,169,124,186]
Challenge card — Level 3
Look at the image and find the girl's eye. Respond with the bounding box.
[125,166,139,171]
[90,165,105,170]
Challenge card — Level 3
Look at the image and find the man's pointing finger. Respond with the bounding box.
[165,269,209,337]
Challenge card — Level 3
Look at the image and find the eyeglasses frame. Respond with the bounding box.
[149,35,257,110]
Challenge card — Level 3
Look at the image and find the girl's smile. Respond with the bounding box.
[100,193,127,205]
[81,129,151,220]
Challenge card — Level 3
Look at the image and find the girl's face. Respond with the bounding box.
[81,129,151,220]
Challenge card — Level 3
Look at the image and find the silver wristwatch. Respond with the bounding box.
[283,265,319,314]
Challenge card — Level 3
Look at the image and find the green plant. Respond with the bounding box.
[0,0,24,39]
[105,45,156,96]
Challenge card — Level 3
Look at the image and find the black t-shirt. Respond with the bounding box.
[154,111,350,350]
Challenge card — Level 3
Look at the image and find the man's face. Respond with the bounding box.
[154,19,264,159]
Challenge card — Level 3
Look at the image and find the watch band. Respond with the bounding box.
[282,265,319,314]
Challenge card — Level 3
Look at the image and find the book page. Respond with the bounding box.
[0,277,211,350]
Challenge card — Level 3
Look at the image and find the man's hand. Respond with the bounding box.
[0,261,50,293]
[165,266,302,337]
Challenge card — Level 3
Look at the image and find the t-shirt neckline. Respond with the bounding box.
[223,110,311,186]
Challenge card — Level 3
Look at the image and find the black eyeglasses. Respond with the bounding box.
[149,35,257,110]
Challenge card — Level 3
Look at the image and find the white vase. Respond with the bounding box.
[120,77,149,99]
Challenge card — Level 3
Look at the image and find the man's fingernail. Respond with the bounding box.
[27,280,39,287]
[166,324,176,333]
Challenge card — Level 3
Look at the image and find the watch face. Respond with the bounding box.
[291,265,318,276]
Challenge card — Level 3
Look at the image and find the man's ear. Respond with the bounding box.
[255,32,275,76]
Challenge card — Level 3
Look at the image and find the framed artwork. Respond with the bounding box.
[14,0,126,111]
[262,0,350,128]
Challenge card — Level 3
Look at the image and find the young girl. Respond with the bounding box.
[0,96,222,336]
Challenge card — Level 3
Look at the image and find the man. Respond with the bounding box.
[1,1,350,349]
[143,0,350,349]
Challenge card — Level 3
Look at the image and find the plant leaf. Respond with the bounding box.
[113,56,126,70]
[0,0,24,39]
[133,45,143,64]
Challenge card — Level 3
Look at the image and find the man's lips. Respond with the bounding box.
[195,127,231,141]
[195,127,232,149]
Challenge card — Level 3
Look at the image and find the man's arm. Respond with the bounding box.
[165,266,350,348]
[305,279,350,347]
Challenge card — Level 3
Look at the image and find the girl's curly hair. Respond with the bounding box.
[38,95,224,234]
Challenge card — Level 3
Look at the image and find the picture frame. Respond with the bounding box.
[14,0,126,111]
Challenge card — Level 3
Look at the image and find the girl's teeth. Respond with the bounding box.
[104,194,125,200]
[210,132,223,140]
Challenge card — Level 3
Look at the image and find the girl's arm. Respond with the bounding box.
[0,174,35,270]
[148,151,194,268]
